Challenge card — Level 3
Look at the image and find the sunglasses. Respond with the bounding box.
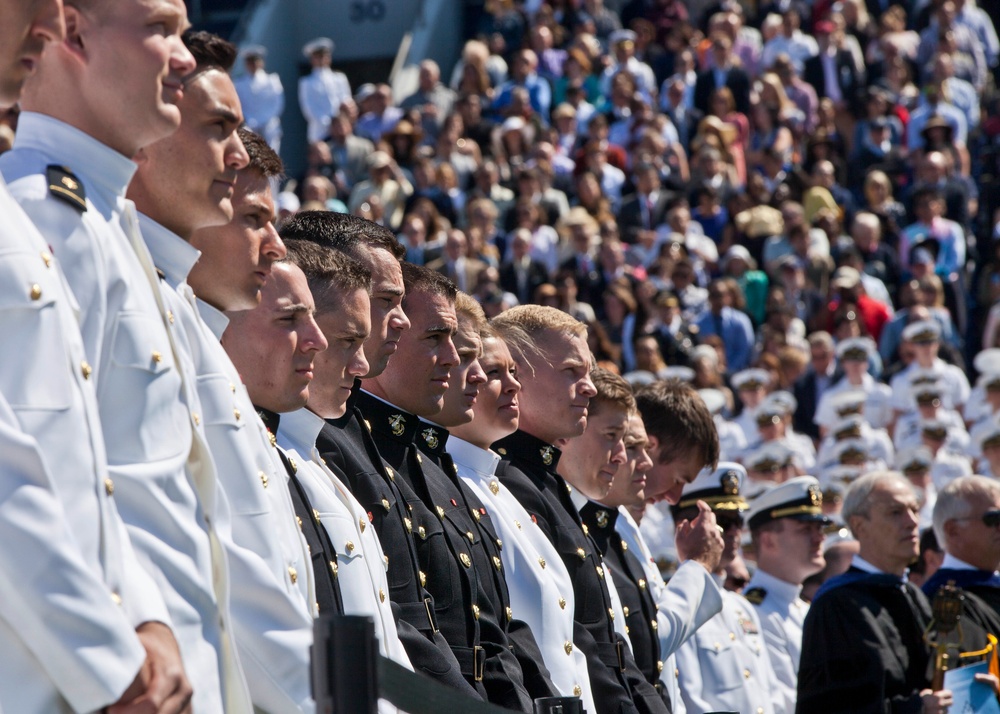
[955,510,1000,527]
[716,515,745,530]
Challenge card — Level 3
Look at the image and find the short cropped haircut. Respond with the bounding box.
[492,304,587,373]
[279,211,405,261]
[238,127,283,179]
[842,471,911,531]
[455,292,487,332]
[635,380,719,469]
[283,239,371,315]
[590,367,636,418]
[183,31,237,74]
[933,475,1000,546]
[401,262,456,308]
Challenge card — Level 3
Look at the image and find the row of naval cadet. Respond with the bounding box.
[3,5,999,714]
[0,3,745,713]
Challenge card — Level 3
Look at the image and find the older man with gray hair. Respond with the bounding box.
[797,471,953,713]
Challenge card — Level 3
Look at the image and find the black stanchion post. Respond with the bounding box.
[312,614,378,714]
[533,696,585,714]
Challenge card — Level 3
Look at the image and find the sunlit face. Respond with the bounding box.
[0,0,64,108]
[604,413,653,508]
[366,289,458,417]
[453,336,520,449]
[310,287,371,419]
[760,518,826,583]
[132,68,249,237]
[434,311,486,428]
[644,442,704,504]
[514,330,596,444]
[188,170,285,310]
[557,401,630,502]
[222,263,328,413]
[850,479,921,574]
[360,248,410,377]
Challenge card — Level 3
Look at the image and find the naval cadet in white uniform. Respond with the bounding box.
[298,37,352,143]
[0,12,251,711]
[672,463,778,714]
[233,45,285,153]
[129,45,318,710]
[744,477,831,714]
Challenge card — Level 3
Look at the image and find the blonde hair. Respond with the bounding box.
[455,292,487,331]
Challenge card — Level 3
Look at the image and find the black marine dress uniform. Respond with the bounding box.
[580,502,670,710]
[356,391,535,711]
[316,383,475,697]
[493,430,670,714]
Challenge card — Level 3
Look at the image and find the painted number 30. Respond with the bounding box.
[349,0,386,21]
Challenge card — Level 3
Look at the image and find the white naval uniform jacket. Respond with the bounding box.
[233,69,285,151]
[744,569,808,714]
[0,176,165,713]
[675,586,778,714]
[277,407,413,714]
[450,436,597,713]
[0,112,250,713]
[139,215,317,714]
[616,508,724,714]
[298,67,352,143]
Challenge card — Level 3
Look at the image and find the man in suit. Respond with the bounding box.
[499,228,550,305]
[695,279,756,373]
[326,111,375,193]
[617,162,674,245]
[426,229,488,294]
[803,22,866,120]
[694,34,751,116]
[792,332,841,442]
[558,208,602,307]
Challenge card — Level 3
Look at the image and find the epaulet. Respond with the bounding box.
[744,587,767,605]
[46,165,87,212]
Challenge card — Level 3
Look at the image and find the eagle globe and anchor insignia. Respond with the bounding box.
[540,445,555,466]
[389,414,406,436]
[422,428,439,450]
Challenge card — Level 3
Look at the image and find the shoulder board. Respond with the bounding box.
[744,587,767,605]
[46,165,87,212]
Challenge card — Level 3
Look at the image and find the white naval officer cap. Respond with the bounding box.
[673,462,748,512]
[697,388,727,416]
[972,419,1000,452]
[976,370,1000,392]
[746,476,830,530]
[828,389,867,417]
[744,441,794,473]
[902,319,941,344]
[241,44,267,60]
[302,37,334,57]
[830,414,866,441]
[894,445,933,473]
[832,438,869,465]
[609,29,638,45]
[732,368,771,391]
[974,348,1000,376]
[835,336,876,362]
[657,365,695,383]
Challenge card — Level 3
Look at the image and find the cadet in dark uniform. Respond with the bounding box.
[491,305,670,714]
[797,471,953,714]
[278,213,476,698]
[562,369,671,707]
[358,263,535,710]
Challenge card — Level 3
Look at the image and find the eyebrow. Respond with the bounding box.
[374,286,405,297]
[426,323,457,337]
[210,105,243,125]
[277,303,312,316]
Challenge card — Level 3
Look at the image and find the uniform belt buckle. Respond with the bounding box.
[423,596,439,634]
[616,640,625,672]
[474,645,485,681]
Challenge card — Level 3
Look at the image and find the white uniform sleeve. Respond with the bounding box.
[657,560,724,656]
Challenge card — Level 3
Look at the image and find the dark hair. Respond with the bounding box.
[282,239,371,314]
[635,380,719,469]
[182,30,237,74]
[237,127,283,179]
[590,367,636,416]
[401,262,456,308]
[279,211,405,261]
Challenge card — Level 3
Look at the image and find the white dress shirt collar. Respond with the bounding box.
[279,407,327,456]
[940,553,979,571]
[196,298,230,341]
[137,213,201,290]
[749,567,803,603]
[448,436,501,480]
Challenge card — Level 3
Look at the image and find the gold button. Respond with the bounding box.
[418,526,427,539]
[363,418,371,431]
[404,517,413,533]
[596,566,604,579]
[471,508,481,522]
[330,561,338,578]
[538,557,546,569]
[104,478,115,496]
[288,457,297,474]
[505,606,513,621]
[359,517,366,533]
[657,661,664,673]
[259,471,268,488]
[81,361,92,380]
[496,538,502,549]
[758,709,764,714]
[111,591,123,606]
[151,350,162,364]
[313,508,321,523]
[573,686,582,697]
[609,608,615,620]
[29,284,41,300]
[419,571,427,587]
[233,408,241,421]
[564,641,573,655]
[577,548,586,560]
[638,578,647,590]
[288,567,298,584]
[466,531,475,542]
[345,540,355,553]
[558,597,567,609]
[435,506,445,519]
[621,540,628,551]
[268,431,277,447]
[651,620,658,631]
[489,481,500,495]
[582,524,589,535]
[379,588,386,603]
[493,556,503,571]
[497,447,507,455]
[623,606,630,617]
[743,669,751,679]
[415,452,422,464]
[296,516,303,529]
[460,553,471,568]
[472,604,480,619]
[167,311,175,325]
[192,413,201,426]
[714,642,721,651]
[229,382,236,393]
[625,626,630,634]
[729,632,736,641]
[40,251,52,267]
[383,554,389,567]
[515,520,522,530]
[385,466,393,478]
[382,498,391,511]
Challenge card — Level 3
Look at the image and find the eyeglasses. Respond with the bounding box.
[954,510,1000,527]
